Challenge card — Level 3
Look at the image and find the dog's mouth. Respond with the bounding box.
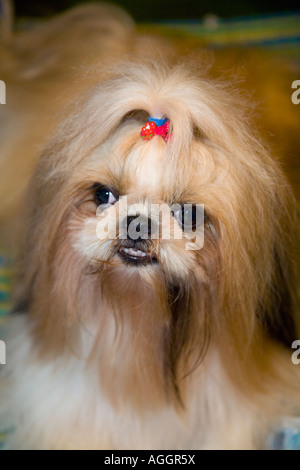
[118,244,157,265]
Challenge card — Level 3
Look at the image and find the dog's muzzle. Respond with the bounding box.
[118,214,157,265]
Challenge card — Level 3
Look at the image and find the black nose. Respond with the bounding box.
[126,215,152,241]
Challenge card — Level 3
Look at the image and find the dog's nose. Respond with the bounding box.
[126,215,152,240]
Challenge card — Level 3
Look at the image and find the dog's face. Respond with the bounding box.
[73,121,219,291]
[18,63,298,407]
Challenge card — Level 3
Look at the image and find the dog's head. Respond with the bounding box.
[16,62,299,406]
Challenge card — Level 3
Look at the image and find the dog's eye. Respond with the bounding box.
[94,185,118,206]
[173,204,204,230]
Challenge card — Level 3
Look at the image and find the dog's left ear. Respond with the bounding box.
[260,192,299,348]
[262,248,299,348]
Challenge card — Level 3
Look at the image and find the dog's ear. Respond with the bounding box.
[256,169,300,349]
[262,247,299,348]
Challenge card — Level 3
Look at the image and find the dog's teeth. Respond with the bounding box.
[123,248,147,257]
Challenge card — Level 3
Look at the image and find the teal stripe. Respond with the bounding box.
[0,309,10,316]
[150,12,300,46]
[0,291,10,301]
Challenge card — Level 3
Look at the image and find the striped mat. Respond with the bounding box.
[0,253,12,448]
[148,11,300,63]
[0,254,13,323]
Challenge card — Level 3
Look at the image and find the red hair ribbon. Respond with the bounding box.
[140,117,170,142]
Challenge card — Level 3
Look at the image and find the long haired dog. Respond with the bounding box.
[0,5,300,450]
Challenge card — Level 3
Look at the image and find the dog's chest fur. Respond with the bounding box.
[0,315,267,450]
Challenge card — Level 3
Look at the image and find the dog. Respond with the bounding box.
[0,3,299,450]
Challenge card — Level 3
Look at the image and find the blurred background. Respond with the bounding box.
[6,1,299,65]
[11,0,300,20]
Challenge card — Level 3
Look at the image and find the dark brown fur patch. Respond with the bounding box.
[260,249,298,348]
[164,279,211,406]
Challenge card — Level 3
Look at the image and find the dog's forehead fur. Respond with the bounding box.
[78,120,222,205]
[87,123,168,195]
